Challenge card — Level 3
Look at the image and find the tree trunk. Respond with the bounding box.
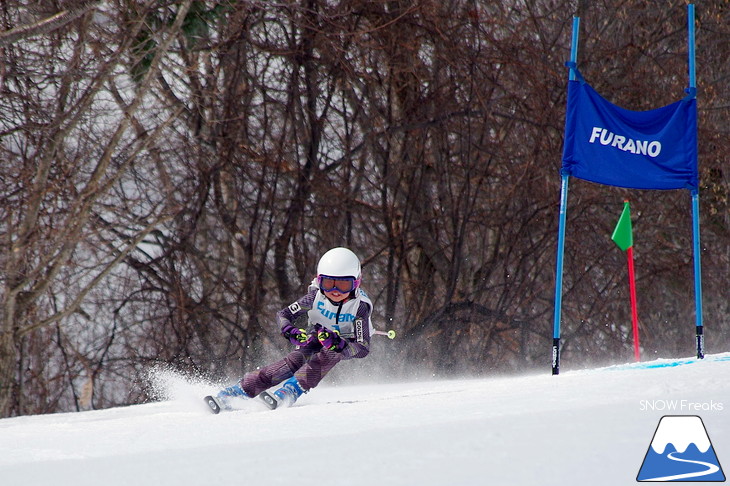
[0,329,17,417]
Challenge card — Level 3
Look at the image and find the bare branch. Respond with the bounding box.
[0,1,101,47]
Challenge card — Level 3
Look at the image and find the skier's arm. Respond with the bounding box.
[276,289,316,337]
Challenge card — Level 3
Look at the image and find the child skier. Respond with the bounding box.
[206,247,374,413]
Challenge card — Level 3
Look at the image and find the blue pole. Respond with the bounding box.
[569,16,580,81]
[552,173,570,375]
[688,4,696,88]
[552,15,580,375]
[688,4,703,358]
[692,191,704,358]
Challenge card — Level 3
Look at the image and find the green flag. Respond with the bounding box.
[611,201,633,251]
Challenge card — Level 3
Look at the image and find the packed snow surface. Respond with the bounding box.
[1,354,729,486]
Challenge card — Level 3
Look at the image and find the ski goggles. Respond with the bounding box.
[317,275,360,293]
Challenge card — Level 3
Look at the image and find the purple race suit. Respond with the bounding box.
[241,286,373,397]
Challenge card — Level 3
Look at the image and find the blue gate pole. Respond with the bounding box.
[688,4,704,358]
[552,15,580,375]
[552,172,570,375]
[688,4,696,88]
[692,191,704,358]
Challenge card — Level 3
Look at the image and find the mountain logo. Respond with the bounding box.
[637,415,725,482]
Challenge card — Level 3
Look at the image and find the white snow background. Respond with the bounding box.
[1,354,729,486]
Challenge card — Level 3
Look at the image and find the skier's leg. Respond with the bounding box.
[294,349,343,391]
[240,341,321,397]
[267,349,342,407]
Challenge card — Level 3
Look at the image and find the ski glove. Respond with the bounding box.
[282,324,310,346]
[317,327,347,352]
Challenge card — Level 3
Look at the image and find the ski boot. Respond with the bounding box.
[259,377,305,410]
[204,383,249,414]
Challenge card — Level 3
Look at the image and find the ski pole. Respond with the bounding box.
[373,329,396,339]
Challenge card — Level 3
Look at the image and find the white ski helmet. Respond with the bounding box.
[317,247,361,280]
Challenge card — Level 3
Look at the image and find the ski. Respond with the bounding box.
[203,392,281,414]
[258,391,278,410]
[204,395,223,414]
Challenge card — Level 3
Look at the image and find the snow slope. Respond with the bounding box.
[1,354,729,486]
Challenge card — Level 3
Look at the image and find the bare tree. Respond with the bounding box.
[0,0,192,416]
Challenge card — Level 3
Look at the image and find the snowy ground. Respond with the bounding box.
[1,354,729,486]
